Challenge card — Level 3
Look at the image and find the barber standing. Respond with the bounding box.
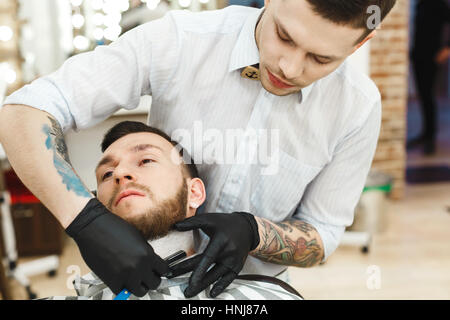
[0,0,397,298]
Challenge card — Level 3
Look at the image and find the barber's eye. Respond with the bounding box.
[313,56,329,65]
[102,171,112,181]
[276,28,291,43]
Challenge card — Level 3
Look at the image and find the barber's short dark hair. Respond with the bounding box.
[306,0,397,43]
[101,121,199,179]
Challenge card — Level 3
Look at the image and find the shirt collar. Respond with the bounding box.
[228,7,265,72]
[298,82,314,104]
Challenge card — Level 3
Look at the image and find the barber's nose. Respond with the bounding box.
[279,51,306,80]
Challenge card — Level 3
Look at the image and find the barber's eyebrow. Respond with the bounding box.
[95,143,164,172]
[275,18,339,60]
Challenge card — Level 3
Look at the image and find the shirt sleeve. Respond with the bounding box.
[2,12,180,133]
[293,98,382,262]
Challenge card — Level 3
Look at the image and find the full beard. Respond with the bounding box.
[121,179,188,241]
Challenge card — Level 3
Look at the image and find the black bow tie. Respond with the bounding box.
[241,63,260,81]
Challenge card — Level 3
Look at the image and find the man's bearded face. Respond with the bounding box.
[95,132,190,240]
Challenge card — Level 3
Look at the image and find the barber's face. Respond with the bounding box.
[256,0,366,96]
[95,132,188,240]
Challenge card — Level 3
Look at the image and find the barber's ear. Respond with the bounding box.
[353,30,377,53]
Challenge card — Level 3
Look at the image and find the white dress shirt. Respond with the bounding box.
[3,5,382,277]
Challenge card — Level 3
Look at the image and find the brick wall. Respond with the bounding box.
[370,0,410,199]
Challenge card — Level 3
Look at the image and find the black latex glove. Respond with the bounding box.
[65,198,169,297]
[168,212,260,298]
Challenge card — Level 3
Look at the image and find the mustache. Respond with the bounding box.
[107,182,154,209]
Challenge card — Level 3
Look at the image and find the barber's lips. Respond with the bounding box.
[267,68,295,89]
[115,190,145,206]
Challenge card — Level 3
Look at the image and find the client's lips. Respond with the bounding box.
[115,190,145,206]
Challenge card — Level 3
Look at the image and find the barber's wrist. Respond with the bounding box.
[58,196,94,229]
[233,212,260,251]
[65,198,107,238]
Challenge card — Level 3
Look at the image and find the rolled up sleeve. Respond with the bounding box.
[293,98,382,262]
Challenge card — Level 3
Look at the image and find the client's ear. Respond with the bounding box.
[187,178,206,216]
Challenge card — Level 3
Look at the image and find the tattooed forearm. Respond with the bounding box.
[42,116,91,198]
[250,217,324,268]
[47,116,71,164]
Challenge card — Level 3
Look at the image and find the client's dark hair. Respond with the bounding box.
[101,121,199,179]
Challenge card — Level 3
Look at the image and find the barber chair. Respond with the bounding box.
[0,147,59,299]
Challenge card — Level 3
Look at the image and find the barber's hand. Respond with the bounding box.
[168,212,260,298]
[65,198,169,297]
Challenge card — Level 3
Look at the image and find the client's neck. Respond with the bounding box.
[148,230,195,260]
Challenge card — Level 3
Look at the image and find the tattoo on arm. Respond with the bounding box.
[251,218,324,268]
[47,117,71,164]
[42,116,91,198]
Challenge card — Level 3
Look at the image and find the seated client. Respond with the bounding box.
[48,121,302,300]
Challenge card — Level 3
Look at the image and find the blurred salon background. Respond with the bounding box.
[0,0,449,300]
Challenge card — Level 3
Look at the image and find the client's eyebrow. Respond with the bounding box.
[95,143,164,172]
[130,143,163,154]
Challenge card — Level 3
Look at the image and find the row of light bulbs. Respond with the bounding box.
[71,0,212,51]
[1,0,215,87]
[71,0,131,51]
[0,24,17,85]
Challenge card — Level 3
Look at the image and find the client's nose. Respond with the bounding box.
[113,166,136,185]
[115,175,134,185]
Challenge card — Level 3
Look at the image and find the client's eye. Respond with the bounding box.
[140,159,153,165]
[102,171,112,181]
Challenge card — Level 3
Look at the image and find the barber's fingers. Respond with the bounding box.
[127,277,153,297]
[184,263,229,298]
[209,271,237,298]
[167,254,204,278]
[190,239,225,286]
[174,215,209,232]
[141,271,162,291]
[146,246,170,276]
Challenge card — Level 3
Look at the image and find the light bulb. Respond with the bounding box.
[73,35,89,50]
[104,25,121,41]
[70,0,83,7]
[5,67,17,84]
[0,26,13,42]
[146,0,160,10]
[178,0,191,8]
[72,14,85,29]
[91,0,103,10]
[93,28,104,40]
